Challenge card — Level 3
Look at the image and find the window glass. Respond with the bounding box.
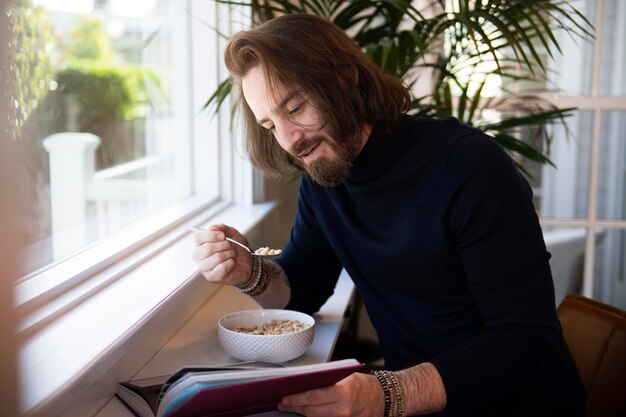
[597,111,626,220]
[537,111,593,219]
[548,0,595,96]
[514,123,549,211]
[10,0,205,274]
[594,228,626,310]
[599,0,626,96]
[543,227,587,305]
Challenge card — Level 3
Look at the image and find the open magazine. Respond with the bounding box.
[116,358,363,417]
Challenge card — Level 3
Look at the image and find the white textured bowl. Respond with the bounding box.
[218,309,315,363]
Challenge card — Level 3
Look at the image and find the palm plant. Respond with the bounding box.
[206,0,593,177]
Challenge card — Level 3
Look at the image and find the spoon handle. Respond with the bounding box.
[190,227,279,257]
[225,237,254,254]
[190,227,252,252]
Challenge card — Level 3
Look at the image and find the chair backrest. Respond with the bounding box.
[557,293,626,417]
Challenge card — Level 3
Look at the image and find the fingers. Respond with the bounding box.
[193,243,236,276]
[192,224,243,284]
[192,225,226,246]
[208,223,249,246]
[210,223,243,239]
[191,224,254,286]
[191,228,232,265]
[278,385,347,417]
[278,373,381,417]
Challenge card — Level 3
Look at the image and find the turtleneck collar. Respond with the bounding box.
[346,114,411,185]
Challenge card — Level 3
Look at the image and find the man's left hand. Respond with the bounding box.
[277,372,383,417]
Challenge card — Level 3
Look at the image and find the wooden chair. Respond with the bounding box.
[557,293,626,417]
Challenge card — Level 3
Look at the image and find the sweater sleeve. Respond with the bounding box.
[429,133,570,413]
[274,179,343,315]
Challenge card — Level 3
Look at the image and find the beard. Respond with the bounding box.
[293,132,363,187]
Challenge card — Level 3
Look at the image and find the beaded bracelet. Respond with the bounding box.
[246,264,270,296]
[236,257,270,296]
[386,370,405,417]
[236,256,262,292]
[371,370,406,417]
[371,370,392,417]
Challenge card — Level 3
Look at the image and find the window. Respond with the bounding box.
[8,2,269,416]
[9,0,258,307]
[11,0,220,276]
[534,0,626,309]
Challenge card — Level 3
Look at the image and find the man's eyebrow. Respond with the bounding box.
[257,90,302,125]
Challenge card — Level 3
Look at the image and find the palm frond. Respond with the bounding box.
[202,77,232,116]
[206,0,594,176]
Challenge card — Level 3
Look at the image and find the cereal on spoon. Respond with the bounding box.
[254,247,282,256]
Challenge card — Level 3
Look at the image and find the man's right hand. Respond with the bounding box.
[191,223,253,287]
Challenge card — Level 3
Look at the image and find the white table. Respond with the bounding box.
[95,270,355,417]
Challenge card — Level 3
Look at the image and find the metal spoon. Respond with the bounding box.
[189,226,282,258]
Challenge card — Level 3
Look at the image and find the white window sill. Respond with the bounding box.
[17,202,276,417]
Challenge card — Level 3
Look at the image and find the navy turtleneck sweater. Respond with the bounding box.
[275,115,585,416]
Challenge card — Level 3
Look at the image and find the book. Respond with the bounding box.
[116,358,363,417]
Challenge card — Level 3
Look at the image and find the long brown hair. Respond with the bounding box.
[224,13,411,180]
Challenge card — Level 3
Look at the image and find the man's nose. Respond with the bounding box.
[274,119,304,153]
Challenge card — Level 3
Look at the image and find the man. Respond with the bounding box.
[192,13,585,417]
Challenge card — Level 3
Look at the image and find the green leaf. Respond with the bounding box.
[202,77,232,117]
[482,107,576,132]
[492,132,555,167]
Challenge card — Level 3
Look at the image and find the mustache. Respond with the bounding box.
[290,121,328,155]
[292,135,327,157]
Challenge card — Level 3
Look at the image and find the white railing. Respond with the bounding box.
[43,132,169,261]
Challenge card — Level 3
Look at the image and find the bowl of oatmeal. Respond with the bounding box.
[218,309,315,363]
